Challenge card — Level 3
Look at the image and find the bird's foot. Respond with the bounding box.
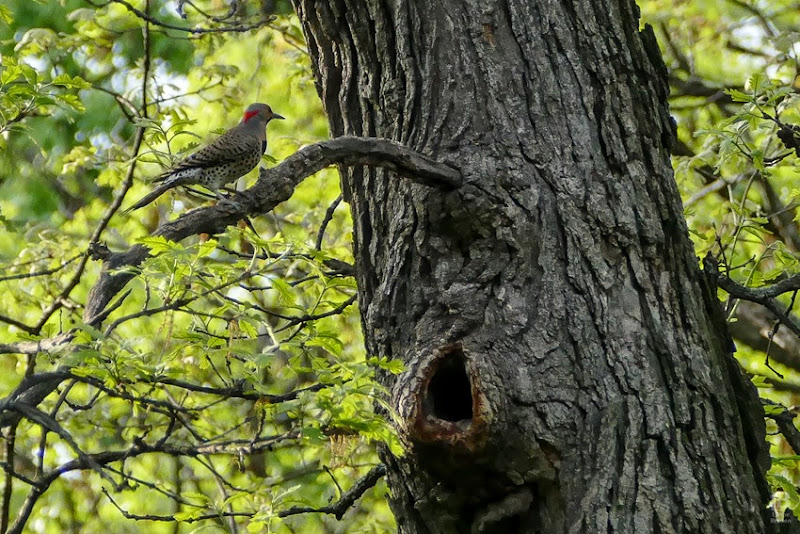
[219,196,243,211]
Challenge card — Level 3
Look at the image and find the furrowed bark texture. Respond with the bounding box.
[292,1,774,532]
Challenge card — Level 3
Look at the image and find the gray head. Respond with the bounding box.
[241,103,285,125]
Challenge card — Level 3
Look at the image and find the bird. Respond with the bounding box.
[126,103,284,211]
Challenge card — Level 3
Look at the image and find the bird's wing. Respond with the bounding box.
[165,129,262,176]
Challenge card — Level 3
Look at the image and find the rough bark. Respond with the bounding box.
[292,1,776,532]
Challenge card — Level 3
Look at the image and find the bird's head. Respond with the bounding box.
[242,103,285,125]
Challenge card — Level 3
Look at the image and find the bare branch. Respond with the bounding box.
[85,136,461,323]
[102,488,251,523]
[0,423,17,532]
[106,0,270,35]
[0,314,38,335]
[275,294,358,333]
[100,464,386,524]
[316,194,343,250]
[0,253,83,283]
[278,464,387,519]
[150,379,325,403]
[0,333,74,356]
[716,276,800,342]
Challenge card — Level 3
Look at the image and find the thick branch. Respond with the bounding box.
[276,136,462,190]
[0,371,72,428]
[84,136,461,323]
[719,273,800,301]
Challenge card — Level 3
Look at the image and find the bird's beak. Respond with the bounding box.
[272,113,285,120]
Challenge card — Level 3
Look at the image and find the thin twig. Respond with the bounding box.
[106,0,270,35]
[316,194,343,250]
[99,464,386,524]
[278,465,387,519]
[0,253,83,283]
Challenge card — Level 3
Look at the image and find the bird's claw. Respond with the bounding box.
[220,196,243,211]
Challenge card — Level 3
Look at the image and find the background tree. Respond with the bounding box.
[4,0,800,533]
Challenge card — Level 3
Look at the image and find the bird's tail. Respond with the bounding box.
[124,181,175,212]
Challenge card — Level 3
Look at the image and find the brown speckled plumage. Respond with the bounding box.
[127,103,284,211]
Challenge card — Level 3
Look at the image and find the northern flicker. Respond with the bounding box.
[126,103,284,211]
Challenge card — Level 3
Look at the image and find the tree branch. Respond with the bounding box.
[85,136,461,323]
[100,464,386,524]
[764,400,800,455]
[716,275,800,339]
[10,403,116,486]
[0,253,83,283]
[4,430,289,534]
[316,194,343,250]
[0,423,17,532]
[278,464,387,519]
[0,371,73,428]
[729,300,800,371]
[148,379,325,403]
[0,333,74,356]
[105,0,270,34]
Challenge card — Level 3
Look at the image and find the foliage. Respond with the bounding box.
[0,1,398,532]
[641,0,800,521]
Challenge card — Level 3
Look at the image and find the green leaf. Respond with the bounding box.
[307,334,344,357]
[301,426,325,441]
[195,239,217,259]
[0,4,11,24]
[51,73,91,90]
[726,89,752,103]
[270,277,295,305]
[1,64,22,85]
[368,356,405,374]
[55,93,85,112]
[763,403,784,416]
[174,509,206,521]
[139,236,184,254]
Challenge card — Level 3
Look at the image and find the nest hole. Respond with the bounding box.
[427,354,473,422]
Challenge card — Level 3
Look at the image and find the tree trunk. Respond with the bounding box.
[291,1,775,532]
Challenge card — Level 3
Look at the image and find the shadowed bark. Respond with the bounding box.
[292,1,778,532]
